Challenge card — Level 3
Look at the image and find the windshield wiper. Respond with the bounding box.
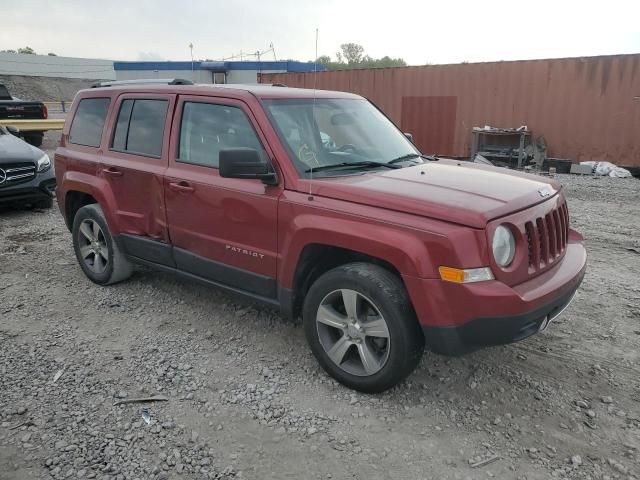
[388,153,438,164]
[305,161,401,173]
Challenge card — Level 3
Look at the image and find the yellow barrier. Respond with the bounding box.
[0,119,65,132]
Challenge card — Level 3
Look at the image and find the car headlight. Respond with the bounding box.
[37,154,51,172]
[492,224,516,267]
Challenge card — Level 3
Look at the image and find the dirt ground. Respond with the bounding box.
[0,134,639,480]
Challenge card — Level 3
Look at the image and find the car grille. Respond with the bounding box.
[524,200,569,271]
[0,162,36,188]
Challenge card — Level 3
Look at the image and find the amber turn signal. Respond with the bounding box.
[439,266,494,284]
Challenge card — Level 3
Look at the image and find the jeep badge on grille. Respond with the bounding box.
[538,187,551,197]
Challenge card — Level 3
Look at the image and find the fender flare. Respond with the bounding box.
[62,171,119,232]
[279,214,436,289]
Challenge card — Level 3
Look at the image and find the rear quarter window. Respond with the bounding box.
[69,98,111,147]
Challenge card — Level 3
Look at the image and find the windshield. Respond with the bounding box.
[264,98,420,177]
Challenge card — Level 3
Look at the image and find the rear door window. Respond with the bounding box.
[111,98,168,157]
[69,98,111,147]
[112,99,134,151]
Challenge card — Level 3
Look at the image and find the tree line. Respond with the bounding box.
[316,43,406,70]
[1,47,57,56]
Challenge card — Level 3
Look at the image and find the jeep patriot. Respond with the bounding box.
[55,80,587,392]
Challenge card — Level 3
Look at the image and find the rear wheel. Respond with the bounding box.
[303,263,424,393]
[72,204,132,285]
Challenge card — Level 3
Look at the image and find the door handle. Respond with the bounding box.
[168,181,195,193]
[102,167,123,177]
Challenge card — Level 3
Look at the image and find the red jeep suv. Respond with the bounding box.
[55,80,586,392]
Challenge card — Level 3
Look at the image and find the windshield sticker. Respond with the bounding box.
[298,144,320,167]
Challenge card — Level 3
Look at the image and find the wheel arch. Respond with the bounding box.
[279,215,433,320]
[64,190,97,231]
[61,172,118,232]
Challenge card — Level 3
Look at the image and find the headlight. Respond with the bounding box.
[492,224,515,267]
[37,154,51,172]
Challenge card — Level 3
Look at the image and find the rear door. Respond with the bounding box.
[164,95,281,299]
[101,93,175,251]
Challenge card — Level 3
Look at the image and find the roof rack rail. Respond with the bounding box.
[272,83,287,87]
[91,78,194,88]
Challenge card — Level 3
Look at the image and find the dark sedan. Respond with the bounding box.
[0,126,55,208]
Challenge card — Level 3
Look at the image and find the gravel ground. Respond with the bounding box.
[1,136,639,479]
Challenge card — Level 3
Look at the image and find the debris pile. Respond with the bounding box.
[579,161,632,178]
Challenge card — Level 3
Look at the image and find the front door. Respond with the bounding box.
[164,95,281,299]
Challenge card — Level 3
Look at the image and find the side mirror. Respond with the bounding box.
[219,148,278,185]
[6,125,20,136]
[404,132,414,143]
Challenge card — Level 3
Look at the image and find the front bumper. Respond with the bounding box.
[0,171,56,204]
[403,230,587,355]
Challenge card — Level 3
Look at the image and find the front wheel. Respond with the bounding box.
[303,263,425,393]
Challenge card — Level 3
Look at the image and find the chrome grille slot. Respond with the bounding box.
[525,222,534,266]
[536,217,548,264]
[0,162,36,187]
[546,213,556,257]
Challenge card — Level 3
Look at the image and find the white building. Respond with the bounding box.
[113,60,323,84]
[0,54,323,84]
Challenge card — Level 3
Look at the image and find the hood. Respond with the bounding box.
[308,159,561,228]
[0,131,43,164]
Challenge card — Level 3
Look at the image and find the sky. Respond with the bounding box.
[2,0,640,65]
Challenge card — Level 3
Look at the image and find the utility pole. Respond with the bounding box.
[189,43,194,81]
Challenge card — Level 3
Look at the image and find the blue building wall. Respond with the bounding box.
[113,60,323,72]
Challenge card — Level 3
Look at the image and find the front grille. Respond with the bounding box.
[524,201,569,271]
[0,162,36,188]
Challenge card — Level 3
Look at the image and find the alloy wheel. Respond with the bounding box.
[77,219,109,274]
[316,289,390,376]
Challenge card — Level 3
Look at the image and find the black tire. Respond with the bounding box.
[23,133,44,147]
[33,197,53,209]
[303,263,425,393]
[72,204,132,285]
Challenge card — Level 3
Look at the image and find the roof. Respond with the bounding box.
[113,60,324,73]
[213,84,360,99]
[81,83,362,100]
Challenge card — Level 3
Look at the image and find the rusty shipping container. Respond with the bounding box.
[261,54,640,167]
